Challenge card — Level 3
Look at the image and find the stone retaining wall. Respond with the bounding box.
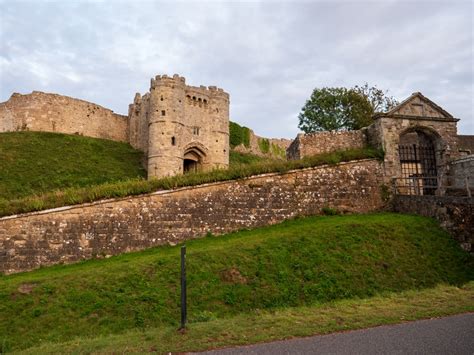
[393,195,474,253]
[0,159,384,274]
[287,130,367,160]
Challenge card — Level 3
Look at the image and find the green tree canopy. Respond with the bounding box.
[298,84,398,133]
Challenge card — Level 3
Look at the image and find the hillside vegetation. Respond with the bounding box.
[0,213,472,352]
[0,131,146,200]
[0,131,270,205]
[0,131,381,216]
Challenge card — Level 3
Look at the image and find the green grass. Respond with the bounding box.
[17,282,474,354]
[0,131,146,200]
[0,213,472,352]
[0,145,382,217]
[229,151,276,165]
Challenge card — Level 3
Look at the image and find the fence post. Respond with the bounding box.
[180,245,187,330]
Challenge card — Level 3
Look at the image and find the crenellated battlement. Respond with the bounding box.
[128,74,230,178]
[148,74,229,102]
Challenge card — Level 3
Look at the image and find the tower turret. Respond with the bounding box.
[128,74,229,179]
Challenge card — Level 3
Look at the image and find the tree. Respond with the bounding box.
[353,83,398,113]
[298,87,373,132]
[298,84,399,133]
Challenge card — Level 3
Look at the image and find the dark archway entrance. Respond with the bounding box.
[398,129,439,195]
[183,146,206,174]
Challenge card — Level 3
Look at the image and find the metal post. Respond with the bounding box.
[180,245,187,330]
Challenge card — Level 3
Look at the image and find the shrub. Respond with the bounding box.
[229,121,251,148]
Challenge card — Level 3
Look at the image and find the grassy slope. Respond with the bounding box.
[0,213,472,351]
[0,131,146,200]
[19,282,474,354]
[0,132,269,203]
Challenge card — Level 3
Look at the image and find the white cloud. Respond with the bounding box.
[0,0,472,138]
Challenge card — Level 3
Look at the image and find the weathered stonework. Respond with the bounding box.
[0,74,230,179]
[393,195,474,254]
[287,130,367,160]
[449,155,474,189]
[458,135,474,155]
[233,127,292,159]
[0,159,384,274]
[0,91,128,142]
[369,93,460,185]
[128,74,229,178]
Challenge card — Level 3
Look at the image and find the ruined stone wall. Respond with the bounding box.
[0,91,128,142]
[0,159,384,274]
[392,195,474,254]
[128,75,229,178]
[233,127,291,159]
[287,130,367,160]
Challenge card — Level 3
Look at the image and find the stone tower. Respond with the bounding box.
[128,74,229,179]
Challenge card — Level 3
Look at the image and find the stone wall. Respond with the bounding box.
[233,127,292,159]
[286,130,367,160]
[449,155,474,189]
[392,195,474,253]
[0,159,384,274]
[458,135,474,155]
[0,91,128,142]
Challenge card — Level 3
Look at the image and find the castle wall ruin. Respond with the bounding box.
[0,91,128,142]
[0,159,384,274]
[286,130,367,160]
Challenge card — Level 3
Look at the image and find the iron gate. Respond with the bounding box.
[397,144,438,195]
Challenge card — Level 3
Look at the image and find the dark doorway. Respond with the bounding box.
[183,146,206,174]
[398,130,438,195]
[183,158,199,173]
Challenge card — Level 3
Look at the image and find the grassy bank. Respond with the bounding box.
[0,213,472,351]
[229,150,276,165]
[0,145,382,217]
[17,282,474,354]
[0,131,146,200]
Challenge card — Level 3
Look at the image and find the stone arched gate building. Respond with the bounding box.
[289,92,473,195]
[367,92,461,194]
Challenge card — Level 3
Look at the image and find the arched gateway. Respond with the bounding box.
[369,92,460,195]
[183,146,206,173]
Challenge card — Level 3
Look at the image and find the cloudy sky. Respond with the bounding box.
[0,0,472,138]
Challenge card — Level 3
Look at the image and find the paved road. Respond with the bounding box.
[196,313,474,355]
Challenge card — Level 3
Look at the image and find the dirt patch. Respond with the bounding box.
[221,267,247,284]
[17,283,38,294]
